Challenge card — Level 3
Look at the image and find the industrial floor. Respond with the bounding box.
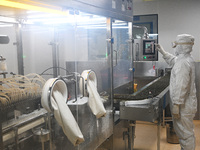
[134,120,200,150]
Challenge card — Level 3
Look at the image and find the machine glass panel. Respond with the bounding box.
[0,9,113,150]
[70,12,113,150]
[112,20,133,92]
[0,24,18,75]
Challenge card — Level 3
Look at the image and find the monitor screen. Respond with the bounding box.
[143,40,155,55]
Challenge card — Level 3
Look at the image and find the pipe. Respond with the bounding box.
[129,120,136,149]
[0,113,4,149]
[157,120,161,150]
[14,127,19,150]
[49,41,58,78]
[48,113,53,150]
[80,76,84,98]
[14,23,24,75]
[106,17,113,109]
[128,22,134,94]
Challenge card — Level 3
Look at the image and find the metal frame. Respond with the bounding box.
[128,22,134,93]
[35,0,133,22]
[14,23,24,75]
[106,17,114,110]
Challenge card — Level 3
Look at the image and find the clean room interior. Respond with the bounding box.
[0,0,199,150]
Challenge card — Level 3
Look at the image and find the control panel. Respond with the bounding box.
[134,39,158,61]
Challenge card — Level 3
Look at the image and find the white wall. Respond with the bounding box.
[133,0,200,62]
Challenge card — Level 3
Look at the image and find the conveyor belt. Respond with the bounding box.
[113,74,170,110]
[0,97,41,122]
[119,74,170,122]
[114,74,170,101]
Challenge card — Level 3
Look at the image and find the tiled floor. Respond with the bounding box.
[134,120,200,150]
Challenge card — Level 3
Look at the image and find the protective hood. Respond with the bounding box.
[174,34,194,55]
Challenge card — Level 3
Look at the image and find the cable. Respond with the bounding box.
[40,67,70,76]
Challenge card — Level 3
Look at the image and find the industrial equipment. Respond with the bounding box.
[0,0,173,150]
[0,73,47,150]
[133,25,158,61]
[0,0,133,149]
[134,39,158,61]
[119,74,169,122]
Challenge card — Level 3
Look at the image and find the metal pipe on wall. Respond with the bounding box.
[55,29,60,76]
[14,23,24,75]
[49,41,57,77]
[128,22,134,94]
[0,113,3,149]
[106,17,113,109]
[49,29,59,78]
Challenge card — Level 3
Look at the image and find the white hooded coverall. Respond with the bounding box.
[157,34,197,150]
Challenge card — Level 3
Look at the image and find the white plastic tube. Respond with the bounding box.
[87,80,106,118]
[51,91,84,146]
[41,78,84,146]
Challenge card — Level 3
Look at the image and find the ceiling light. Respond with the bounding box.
[0,0,69,16]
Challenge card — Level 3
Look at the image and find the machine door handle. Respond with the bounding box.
[114,50,118,67]
[129,68,134,72]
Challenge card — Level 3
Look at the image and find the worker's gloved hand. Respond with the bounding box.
[155,44,167,56]
[172,104,180,119]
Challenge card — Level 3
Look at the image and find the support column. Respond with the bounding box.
[15,23,24,75]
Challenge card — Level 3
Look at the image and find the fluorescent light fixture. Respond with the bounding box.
[42,16,107,25]
[27,13,61,19]
[78,25,128,29]
[149,34,158,36]
[0,23,13,27]
[26,10,41,14]
[0,0,69,16]
[113,26,128,29]
[0,16,17,23]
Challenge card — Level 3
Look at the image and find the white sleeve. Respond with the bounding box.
[162,52,177,67]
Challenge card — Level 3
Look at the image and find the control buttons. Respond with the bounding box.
[143,55,156,60]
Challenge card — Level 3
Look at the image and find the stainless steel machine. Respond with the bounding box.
[0,0,134,150]
[133,25,158,61]
[2,1,197,150]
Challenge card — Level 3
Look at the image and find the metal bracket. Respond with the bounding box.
[128,38,134,43]
[106,38,114,44]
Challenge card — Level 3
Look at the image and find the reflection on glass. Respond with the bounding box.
[73,14,110,93]
[112,20,132,89]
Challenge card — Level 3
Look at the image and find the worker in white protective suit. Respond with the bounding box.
[155,34,197,150]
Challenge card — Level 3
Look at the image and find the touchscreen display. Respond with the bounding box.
[143,40,155,55]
